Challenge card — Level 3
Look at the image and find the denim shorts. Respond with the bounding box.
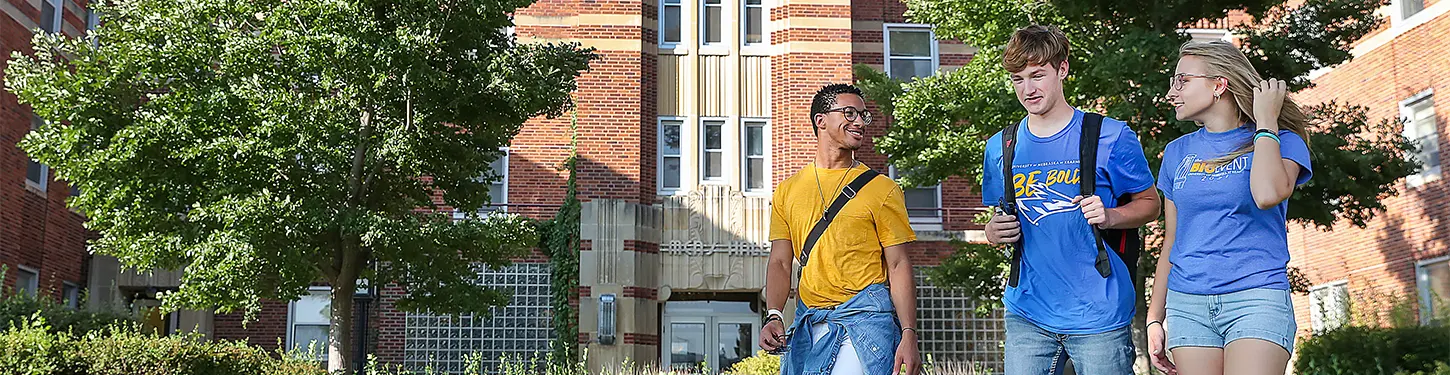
[1165,287,1297,353]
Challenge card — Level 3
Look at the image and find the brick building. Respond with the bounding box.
[1,0,94,314]
[1288,0,1450,333]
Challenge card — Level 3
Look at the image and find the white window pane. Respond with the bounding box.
[745,8,763,44]
[1427,261,1450,319]
[706,152,723,179]
[904,187,940,217]
[63,285,79,309]
[27,161,44,184]
[705,122,722,150]
[41,1,57,33]
[717,323,753,372]
[662,122,682,155]
[294,291,331,325]
[489,183,506,205]
[663,157,682,188]
[890,59,934,81]
[746,125,764,156]
[664,6,682,44]
[292,324,330,357]
[1404,0,1425,18]
[888,30,932,57]
[747,158,765,190]
[746,0,761,5]
[669,323,706,372]
[16,270,37,296]
[705,6,723,44]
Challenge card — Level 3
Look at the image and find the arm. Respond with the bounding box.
[1147,199,1178,374]
[885,244,921,375]
[759,239,794,351]
[1249,78,1301,209]
[1103,188,1161,229]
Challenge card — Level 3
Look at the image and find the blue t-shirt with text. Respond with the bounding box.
[981,109,1156,334]
[1156,125,1312,295]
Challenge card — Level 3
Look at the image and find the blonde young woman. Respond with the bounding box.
[1147,40,1313,375]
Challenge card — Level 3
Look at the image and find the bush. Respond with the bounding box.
[0,294,134,337]
[725,351,780,375]
[1396,362,1450,375]
[1295,325,1450,375]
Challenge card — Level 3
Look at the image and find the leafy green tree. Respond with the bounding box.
[857,0,1419,371]
[6,0,594,371]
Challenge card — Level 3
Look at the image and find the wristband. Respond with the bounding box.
[1253,129,1280,144]
[901,327,917,334]
[767,309,784,320]
[1147,320,1163,329]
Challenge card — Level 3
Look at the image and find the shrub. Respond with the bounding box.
[1295,325,1450,375]
[0,294,135,337]
[725,351,780,375]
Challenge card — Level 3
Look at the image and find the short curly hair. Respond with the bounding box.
[809,84,865,136]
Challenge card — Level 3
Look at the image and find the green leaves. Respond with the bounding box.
[5,0,593,325]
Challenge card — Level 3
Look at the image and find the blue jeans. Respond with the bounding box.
[783,284,902,375]
[1004,312,1135,375]
[1165,287,1297,353]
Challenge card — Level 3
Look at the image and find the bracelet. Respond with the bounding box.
[1147,320,1163,328]
[1253,129,1280,144]
[765,315,783,325]
[901,327,917,334]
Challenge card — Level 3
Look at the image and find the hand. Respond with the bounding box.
[1148,322,1177,375]
[1253,78,1287,130]
[985,213,1021,244]
[759,319,785,352]
[1072,195,1107,226]
[894,331,922,375]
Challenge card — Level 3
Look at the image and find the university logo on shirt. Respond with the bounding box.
[1172,153,1251,189]
[1012,161,1081,226]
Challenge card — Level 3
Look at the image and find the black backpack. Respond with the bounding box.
[999,113,1142,288]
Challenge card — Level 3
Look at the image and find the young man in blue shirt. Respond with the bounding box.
[981,25,1161,375]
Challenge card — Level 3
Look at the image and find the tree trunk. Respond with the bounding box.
[1134,258,1151,375]
[329,275,357,374]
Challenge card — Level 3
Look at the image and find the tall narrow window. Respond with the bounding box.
[702,120,724,181]
[1399,0,1426,21]
[27,116,49,192]
[40,0,62,34]
[289,288,331,364]
[890,166,942,225]
[661,0,683,45]
[16,267,39,297]
[885,25,937,81]
[1402,93,1440,186]
[1418,257,1450,325]
[702,0,723,45]
[661,119,684,191]
[743,0,764,46]
[63,283,80,309]
[484,150,508,213]
[742,120,768,192]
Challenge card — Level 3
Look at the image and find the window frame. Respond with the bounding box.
[1395,0,1427,24]
[40,0,63,34]
[698,0,727,53]
[659,0,688,54]
[882,23,940,82]
[26,116,49,193]
[888,165,944,230]
[16,266,39,297]
[1401,89,1440,187]
[740,0,767,50]
[659,117,688,195]
[1416,255,1450,325]
[700,117,728,184]
[740,119,770,195]
[286,286,332,363]
[453,148,509,220]
[1308,280,1350,332]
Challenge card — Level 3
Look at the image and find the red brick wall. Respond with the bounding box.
[1,1,93,303]
[1287,11,1450,329]
[213,299,290,353]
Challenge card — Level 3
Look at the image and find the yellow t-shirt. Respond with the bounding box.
[769,162,917,308]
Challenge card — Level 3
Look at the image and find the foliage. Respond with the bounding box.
[0,294,134,340]
[1395,362,1450,375]
[541,107,583,364]
[1294,325,1450,375]
[725,351,781,375]
[6,0,595,368]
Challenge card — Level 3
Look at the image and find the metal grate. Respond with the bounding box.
[403,263,555,374]
[915,269,1005,373]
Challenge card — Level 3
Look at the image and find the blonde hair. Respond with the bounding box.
[1179,40,1311,163]
[1003,25,1069,73]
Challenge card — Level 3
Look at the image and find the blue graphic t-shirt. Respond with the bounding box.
[1156,124,1312,295]
[981,109,1156,334]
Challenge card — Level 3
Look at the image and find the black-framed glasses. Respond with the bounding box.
[822,106,873,125]
[1170,73,1222,91]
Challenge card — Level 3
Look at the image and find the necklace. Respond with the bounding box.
[813,159,859,220]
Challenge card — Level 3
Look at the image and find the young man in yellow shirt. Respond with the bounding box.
[758,84,922,375]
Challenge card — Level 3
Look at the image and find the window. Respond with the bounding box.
[661,119,685,192]
[1398,0,1426,22]
[62,283,80,309]
[742,120,768,192]
[40,0,62,34]
[288,288,331,363]
[454,149,508,219]
[661,301,758,374]
[915,269,1004,370]
[890,166,942,227]
[1309,281,1350,332]
[86,7,100,32]
[701,0,724,46]
[701,119,725,182]
[16,267,39,297]
[27,116,49,192]
[742,0,765,47]
[661,0,683,46]
[885,25,937,81]
[1418,257,1450,325]
[1402,92,1440,186]
[403,263,554,373]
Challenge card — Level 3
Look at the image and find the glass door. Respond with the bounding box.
[662,301,761,374]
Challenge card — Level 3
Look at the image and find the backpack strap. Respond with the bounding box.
[1080,112,1112,278]
[1001,124,1025,288]
[798,169,881,267]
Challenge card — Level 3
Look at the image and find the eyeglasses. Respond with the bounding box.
[1170,73,1222,91]
[822,106,873,125]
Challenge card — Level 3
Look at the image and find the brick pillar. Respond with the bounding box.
[770,0,855,186]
